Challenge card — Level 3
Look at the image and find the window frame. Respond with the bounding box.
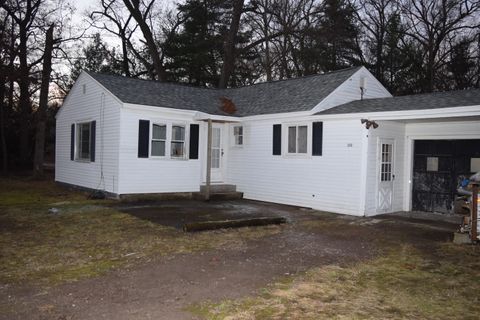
[75,121,92,162]
[149,121,189,160]
[170,123,186,159]
[232,125,244,147]
[284,123,311,156]
[150,122,167,158]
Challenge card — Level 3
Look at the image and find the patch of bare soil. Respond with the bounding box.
[0,208,456,320]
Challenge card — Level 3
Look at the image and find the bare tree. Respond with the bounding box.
[33,23,54,177]
[90,0,138,77]
[1,0,42,166]
[402,0,480,92]
[122,0,167,81]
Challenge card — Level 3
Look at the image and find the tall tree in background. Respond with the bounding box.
[122,0,167,81]
[317,0,361,70]
[70,33,124,83]
[33,24,55,177]
[402,0,480,92]
[163,0,224,86]
[1,0,42,166]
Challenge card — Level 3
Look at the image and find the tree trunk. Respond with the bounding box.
[121,34,131,77]
[218,0,244,89]
[33,24,54,178]
[0,71,7,174]
[18,23,31,166]
[123,0,166,81]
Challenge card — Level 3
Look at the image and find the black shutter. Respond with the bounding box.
[312,121,323,156]
[70,124,75,160]
[272,124,281,155]
[90,121,96,162]
[138,120,150,158]
[189,124,199,159]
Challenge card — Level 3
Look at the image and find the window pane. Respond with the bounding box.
[171,141,184,157]
[172,125,185,141]
[236,135,243,145]
[288,126,296,153]
[211,149,220,168]
[78,123,90,160]
[298,126,307,153]
[153,124,166,140]
[151,140,165,156]
[234,126,243,136]
[212,128,221,147]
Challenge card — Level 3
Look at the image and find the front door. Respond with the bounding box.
[377,139,395,213]
[211,124,224,182]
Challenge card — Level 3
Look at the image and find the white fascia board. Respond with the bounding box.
[123,103,240,122]
[310,105,480,121]
[239,110,312,121]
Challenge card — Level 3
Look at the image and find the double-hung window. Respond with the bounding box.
[233,125,243,146]
[151,124,167,156]
[76,122,91,160]
[288,125,308,154]
[171,125,186,158]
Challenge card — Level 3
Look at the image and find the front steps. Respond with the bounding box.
[194,184,243,200]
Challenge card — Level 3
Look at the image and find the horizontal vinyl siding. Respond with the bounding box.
[117,108,202,194]
[364,121,406,215]
[55,74,120,193]
[314,68,391,113]
[226,118,365,215]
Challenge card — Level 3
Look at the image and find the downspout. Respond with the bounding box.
[205,119,212,200]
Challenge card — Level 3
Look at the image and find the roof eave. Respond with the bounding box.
[311,105,480,121]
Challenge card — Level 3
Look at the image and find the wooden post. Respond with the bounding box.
[205,119,212,201]
[471,183,478,242]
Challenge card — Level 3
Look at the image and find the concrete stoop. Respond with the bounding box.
[194,184,243,200]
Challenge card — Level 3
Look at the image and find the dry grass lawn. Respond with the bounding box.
[0,177,281,286]
[189,233,480,319]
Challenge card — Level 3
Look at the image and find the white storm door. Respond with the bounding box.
[211,124,224,182]
[376,139,395,214]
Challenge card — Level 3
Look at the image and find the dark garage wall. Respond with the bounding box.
[412,139,480,213]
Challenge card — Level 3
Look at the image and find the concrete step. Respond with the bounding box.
[193,191,243,201]
[200,184,237,194]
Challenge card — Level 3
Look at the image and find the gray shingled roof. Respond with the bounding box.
[317,89,480,115]
[86,67,361,117]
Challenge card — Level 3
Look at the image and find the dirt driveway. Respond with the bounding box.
[1,200,456,320]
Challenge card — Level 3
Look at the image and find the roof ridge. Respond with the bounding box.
[85,71,219,91]
[85,65,362,91]
[226,66,362,90]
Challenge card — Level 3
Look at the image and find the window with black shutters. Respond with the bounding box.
[76,122,92,161]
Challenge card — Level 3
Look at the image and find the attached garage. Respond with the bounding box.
[412,139,480,213]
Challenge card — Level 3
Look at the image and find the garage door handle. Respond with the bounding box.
[393,174,395,180]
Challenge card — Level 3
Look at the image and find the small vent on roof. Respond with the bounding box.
[219,97,237,114]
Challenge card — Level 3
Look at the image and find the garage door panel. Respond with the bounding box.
[412,139,480,213]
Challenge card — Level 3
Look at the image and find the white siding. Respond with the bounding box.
[364,121,406,216]
[55,73,121,193]
[117,107,203,194]
[312,67,392,114]
[226,118,365,215]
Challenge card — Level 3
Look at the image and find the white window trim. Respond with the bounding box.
[149,121,189,160]
[232,125,244,147]
[150,122,167,158]
[75,121,92,162]
[283,122,312,157]
[170,123,187,159]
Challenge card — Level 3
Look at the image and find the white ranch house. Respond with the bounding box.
[56,66,480,216]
